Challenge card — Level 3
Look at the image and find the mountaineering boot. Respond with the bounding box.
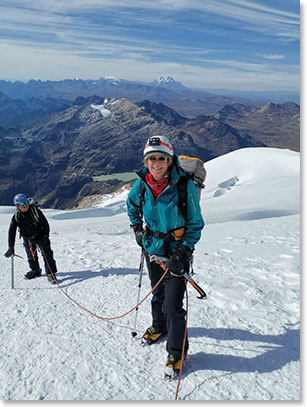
[142,326,166,345]
[164,353,187,379]
[24,269,42,280]
[47,273,58,285]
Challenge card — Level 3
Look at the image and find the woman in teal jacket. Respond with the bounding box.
[126,136,204,377]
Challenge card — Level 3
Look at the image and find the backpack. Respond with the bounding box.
[139,155,206,222]
[178,155,206,201]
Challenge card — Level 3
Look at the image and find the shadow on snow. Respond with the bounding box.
[187,327,300,374]
[57,267,140,288]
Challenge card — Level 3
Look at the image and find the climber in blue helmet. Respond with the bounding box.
[4,194,58,284]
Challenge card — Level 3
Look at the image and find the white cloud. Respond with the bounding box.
[257,53,285,60]
[0,1,299,91]
[0,1,300,40]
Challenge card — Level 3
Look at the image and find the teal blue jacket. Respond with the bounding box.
[126,158,205,256]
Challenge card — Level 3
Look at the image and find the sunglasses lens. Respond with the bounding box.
[19,200,29,206]
[149,156,166,161]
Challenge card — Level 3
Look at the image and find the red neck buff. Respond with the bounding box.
[145,172,170,199]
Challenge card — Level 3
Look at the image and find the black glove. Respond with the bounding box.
[131,224,144,247]
[4,246,14,257]
[165,245,192,276]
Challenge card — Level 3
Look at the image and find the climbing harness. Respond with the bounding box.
[149,254,207,300]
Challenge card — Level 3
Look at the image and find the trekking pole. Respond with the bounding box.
[11,255,14,289]
[131,248,145,338]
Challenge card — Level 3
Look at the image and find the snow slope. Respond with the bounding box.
[0,147,300,401]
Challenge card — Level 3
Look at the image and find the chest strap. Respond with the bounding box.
[146,228,169,239]
[145,226,185,256]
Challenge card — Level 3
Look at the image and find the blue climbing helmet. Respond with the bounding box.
[13,193,28,206]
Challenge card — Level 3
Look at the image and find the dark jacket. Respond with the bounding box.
[8,204,50,247]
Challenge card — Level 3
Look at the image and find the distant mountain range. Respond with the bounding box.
[0,91,70,128]
[0,76,300,209]
[0,93,299,209]
[0,76,299,120]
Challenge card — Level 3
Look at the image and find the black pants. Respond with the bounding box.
[23,238,57,275]
[145,255,188,359]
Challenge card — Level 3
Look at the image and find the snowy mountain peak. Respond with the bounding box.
[155,76,178,84]
[98,76,123,85]
[151,76,185,90]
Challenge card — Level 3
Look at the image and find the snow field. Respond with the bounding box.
[0,147,300,401]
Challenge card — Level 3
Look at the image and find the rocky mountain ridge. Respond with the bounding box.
[214,101,300,151]
[0,97,268,209]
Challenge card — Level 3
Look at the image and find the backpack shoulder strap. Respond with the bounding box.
[139,181,146,219]
[29,204,40,223]
[14,211,20,223]
[177,175,189,222]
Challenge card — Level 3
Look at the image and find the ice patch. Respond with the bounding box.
[91,104,112,118]
[214,176,239,197]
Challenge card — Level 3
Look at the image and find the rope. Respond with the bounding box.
[40,247,189,400]
[29,242,37,261]
[155,259,189,400]
[40,247,168,321]
[175,279,188,400]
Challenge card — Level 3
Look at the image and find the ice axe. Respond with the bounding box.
[9,254,23,290]
[149,255,207,300]
[181,272,207,300]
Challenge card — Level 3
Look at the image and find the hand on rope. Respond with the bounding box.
[165,245,192,276]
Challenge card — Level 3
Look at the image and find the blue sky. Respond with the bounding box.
[0,0,300,91]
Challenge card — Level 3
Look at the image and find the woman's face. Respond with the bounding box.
[147,154,169,180]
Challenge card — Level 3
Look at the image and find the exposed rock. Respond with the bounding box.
[214,102,300,151]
